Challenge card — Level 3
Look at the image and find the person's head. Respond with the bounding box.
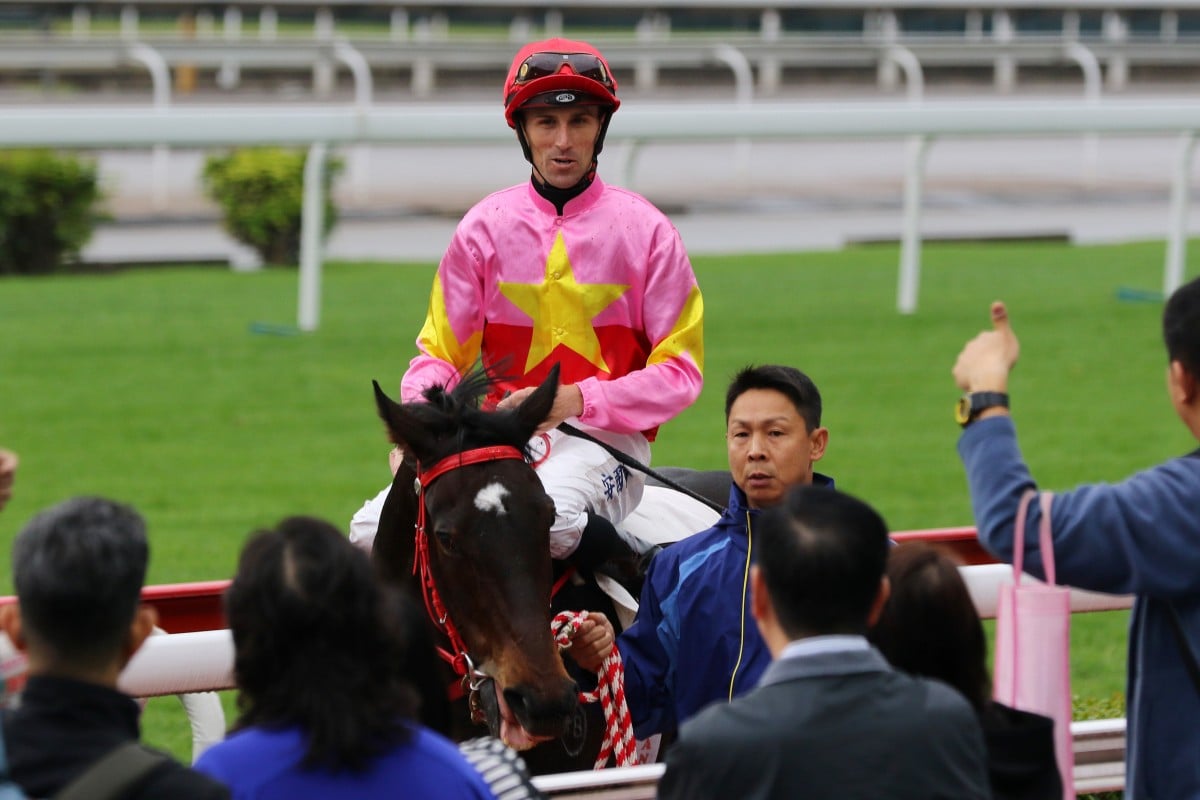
[0,496,155,681]
[226,516,417,770]
[1163,275,1200,429]
[751,486,890,646]
[868,541,990,712]
[503,38,620,186]
[725,365,829,509]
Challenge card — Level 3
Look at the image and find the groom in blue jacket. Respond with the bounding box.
[614,364,834,739]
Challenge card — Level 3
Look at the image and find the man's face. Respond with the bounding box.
[726,388,828,510]
[521,106,600,189]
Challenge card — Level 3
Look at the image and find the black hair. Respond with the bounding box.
[725,364,822,432]
[12,496,148,670]
[868,541,990,712]
[1164,274,1200,378]
[226,516,418,771]
[756,486,888,637]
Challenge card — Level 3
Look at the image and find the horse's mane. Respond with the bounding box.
[415,367,538,458]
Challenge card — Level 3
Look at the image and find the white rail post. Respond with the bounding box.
[71,4,90,38]
[389,7,408,41]
[412,16,434,97]
[125,43,172,212]
[1164,132,1198,298]
[992,9,1015,93]
[259,6,277,40]
[313,6,335,97]
[759,9,782,96]
[876,9,899,91]
[1064,41,1101,184]
[712,44,754,186]
[299,142,329,333]
[898,134,932,315]
[217,6,243,91]
[1103,10,1129,92]
[333,39,374,203]
[119,4,138,40]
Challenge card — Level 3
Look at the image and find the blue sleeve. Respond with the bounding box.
[617,551,679,739]
[960,415,1200,597]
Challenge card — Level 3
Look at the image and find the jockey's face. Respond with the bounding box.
[521,105,601,189]
[726,388,828,510]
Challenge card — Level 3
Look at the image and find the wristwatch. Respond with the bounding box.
[955,392,1009,428]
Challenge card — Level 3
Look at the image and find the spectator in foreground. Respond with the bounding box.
[193,516,496,800]
[953,288,1200,799]
[0,496,228,799]
[656,486,989,800]
[869,541,1061,800]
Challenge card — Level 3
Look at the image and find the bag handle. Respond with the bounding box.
[1011,489,1035,584]
[1038,492,1057,586]
[1012,489,1057,586]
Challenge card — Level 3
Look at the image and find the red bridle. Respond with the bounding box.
[412,445,526,685]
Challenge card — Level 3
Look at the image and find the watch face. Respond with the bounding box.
[955,395,973,425]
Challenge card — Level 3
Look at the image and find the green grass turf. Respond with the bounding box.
[2,238,1194,763]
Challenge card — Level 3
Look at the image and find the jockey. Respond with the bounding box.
[352,38,704,572]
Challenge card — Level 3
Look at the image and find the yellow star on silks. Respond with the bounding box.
[499,232,629,374]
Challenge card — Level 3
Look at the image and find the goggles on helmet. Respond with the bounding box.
[508,52,613,100]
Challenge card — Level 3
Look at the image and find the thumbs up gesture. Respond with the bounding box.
[953,301,1020,393]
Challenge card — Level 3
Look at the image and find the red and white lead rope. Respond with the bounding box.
[552,610,640,769]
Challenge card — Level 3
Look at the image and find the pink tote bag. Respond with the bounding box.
[992,490,1073,799]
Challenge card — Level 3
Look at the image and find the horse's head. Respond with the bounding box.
[371,365,578,749]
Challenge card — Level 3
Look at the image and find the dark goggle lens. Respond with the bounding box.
[515,52,610,86]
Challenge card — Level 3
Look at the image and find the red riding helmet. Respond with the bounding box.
[503,38,620,130]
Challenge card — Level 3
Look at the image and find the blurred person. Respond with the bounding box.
[193,516,496,800]
[353,37,704,573]
[952,285,1200,799]
[869,541,1061,800]
[0,449,17,512]
[0,496,228,799]
[573,365,834,739]
[656,486,989,800]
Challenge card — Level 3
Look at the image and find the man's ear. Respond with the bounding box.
[123,605,159,664]
[0,604,25,651]
[809,427,829,462]
[750,565,770,624]
[1170,360,1198,405]
[866,576,891,629]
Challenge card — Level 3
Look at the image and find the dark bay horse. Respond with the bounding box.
[371,365,614,771]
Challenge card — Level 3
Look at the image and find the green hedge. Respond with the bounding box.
[202,147,342,267]
[0,150,104,275]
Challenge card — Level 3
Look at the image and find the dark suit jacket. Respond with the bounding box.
[657,645,990,800]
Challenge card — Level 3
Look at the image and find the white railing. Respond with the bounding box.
[1,97,1195,326]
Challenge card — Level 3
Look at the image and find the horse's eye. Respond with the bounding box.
[434,528,457,554]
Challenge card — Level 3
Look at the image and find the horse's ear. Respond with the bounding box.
[373,380,435,458]
[511,364,560,439]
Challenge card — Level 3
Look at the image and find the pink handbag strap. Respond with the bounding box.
[1039,492,1057,586]
[1012,489,1057,585]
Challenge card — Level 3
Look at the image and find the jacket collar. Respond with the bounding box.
[527,174,605,217]
[758,645,892,688]
[716,472,837,532]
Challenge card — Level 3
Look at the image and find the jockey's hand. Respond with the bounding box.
[497,384,584,434]
[565,611,616,673]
